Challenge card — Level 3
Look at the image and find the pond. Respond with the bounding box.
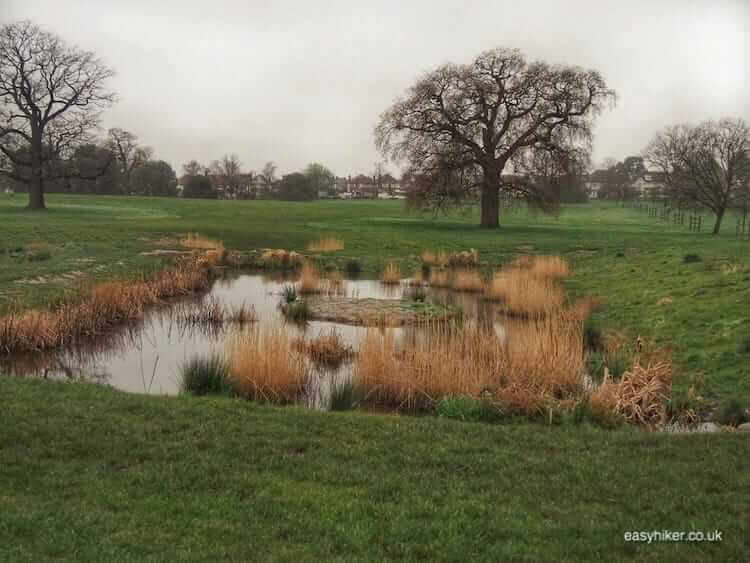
[1,272,504,405]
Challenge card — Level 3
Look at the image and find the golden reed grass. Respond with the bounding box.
[590,360,672,426]
[297,262,322,294]
[0,257,213,355]
[451,269,485,292]
[181,233,224,252]
[355,312,585,413]
[428,268,452,287]
[227,323,308,402]
[307,237,344,252]
[260,248,303,267]
[294,328,354,367]
[486,269,563,316]
[380,262,401,284]
[529,255,570,279]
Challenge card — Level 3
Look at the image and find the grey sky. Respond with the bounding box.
[3,0,748,177]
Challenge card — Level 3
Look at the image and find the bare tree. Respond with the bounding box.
[375,47,614,227]
[0,21,115,209]
[107,128,152,192]
[259,161,277,195]
[182,159,205,177]
[210,154,244,198]
[644,118,750,234]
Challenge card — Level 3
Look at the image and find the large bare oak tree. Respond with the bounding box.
[644,118,750,234]
[375,48,614,228]
[0,21,115,209]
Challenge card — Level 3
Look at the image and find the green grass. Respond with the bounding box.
[2,194,748,404]
[1,377,748,562]
[179,353,233,396]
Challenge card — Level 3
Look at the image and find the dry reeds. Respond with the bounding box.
[428,269,452,288]
[380,262,401,284]
[529,255,570,279]
[298,262,323,294]
[355,312,585,413]
[486,269,563,317]
[0,257,214,355]
[307,237,344,252]
[451,269,485,292]
[294,329,354,368]
[260,249,303,268]
[227,324,308,402]
[591,361,672,426]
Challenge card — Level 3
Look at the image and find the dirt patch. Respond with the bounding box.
[307,297,458,326]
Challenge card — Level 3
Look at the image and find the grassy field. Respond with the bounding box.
[2,193,749,404]
[2,377,748,562]
[2,194,750,560]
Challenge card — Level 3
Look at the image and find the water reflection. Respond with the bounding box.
[2,272,503,402]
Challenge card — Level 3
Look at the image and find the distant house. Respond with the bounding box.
[631,171,667,200]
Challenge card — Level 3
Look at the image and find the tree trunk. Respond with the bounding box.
[480,164,501,228]
[712,207,725,235]
[27,129,46,210]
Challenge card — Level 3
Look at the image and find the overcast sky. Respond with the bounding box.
[3,0,748,177]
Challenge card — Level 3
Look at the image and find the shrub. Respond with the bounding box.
[330,380,362,411]
[280,300,311,322]
[405,286,427,303]
[683,253,702,263]
[713,398,748,427]
[583,317,603,351]
[435,395,504,423]
[281,284,298,303]
[345,259,362,277]
[180,354,233,396]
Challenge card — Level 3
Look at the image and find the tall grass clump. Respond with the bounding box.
[180,353,233,396]
[281,284,298,303]
[260,249,303,269]
[355,314,585,413]
[380,262,401,284]
[329,379,362,411]
[297,262,322,294]
[294,329,354,368]
[529,255,570,279]
[345,259,362,277]
[280,299,312,322]
[486,269,563,317]
[227,324,308,403]
[429,268,452,288]
[307,237,344,252]
[451,269,485,292]
[24,242,53,262]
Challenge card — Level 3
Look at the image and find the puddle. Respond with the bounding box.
[2,272,503,406]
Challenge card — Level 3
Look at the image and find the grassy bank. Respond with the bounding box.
[1,377,748,561]
[2,194,749,404]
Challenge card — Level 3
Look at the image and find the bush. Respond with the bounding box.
[683,253,702,264]
[180,354,233,396]
[713,398,748,427]
[435,395,505,423]
[345,259,362,278]
[281,299,311,322]
[281,284,298,303]
[583,317,603,351]
[330,380,361,411]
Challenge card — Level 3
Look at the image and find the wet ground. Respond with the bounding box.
[2,272,502,401]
